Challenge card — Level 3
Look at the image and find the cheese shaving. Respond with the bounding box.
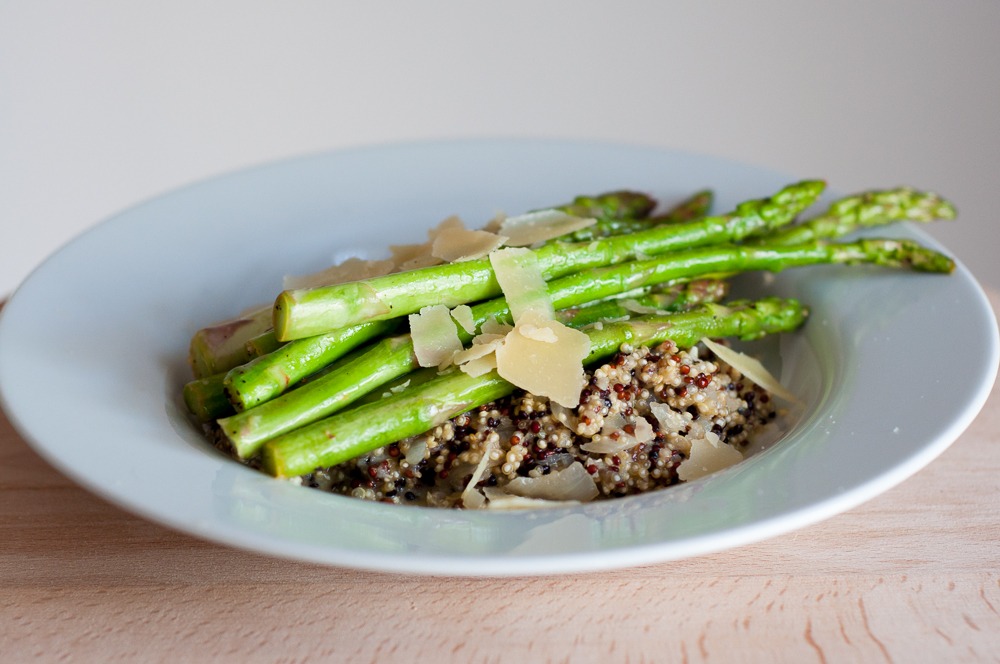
[495,312,589,408]
[432,226,508,262]
[409,305,463,369]
[579,414,655,454]
[461,438,498,509]
[454,336,503,377]
[450,305,477,334]
[621,298,668,316]
[489,247,554,321]
[480,317,512,336]
[390,216,471,272]
[482,487,581,510]
[518,323,559,343]
[700,337,796,402]
[503,462,599,502]
[283,257,395,290]
[499,209,596,246]
[677,432,743,481]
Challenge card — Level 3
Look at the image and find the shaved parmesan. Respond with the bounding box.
[499,209,596,246]
[284,257,395,290]
[409,305,463,369]
[461,438,498,509]
[482,487,581,510]
[480,317,512,336]
[390,216,471,272]
[677,432,743,481]
[454,337,503,377]
[459,353,498,377]
[700,337,796,402]
[482,211,506,233]
[495,314,590,408]
[432,227,508,262]
[389,241,440,272]
[518,322,559,343]
[649,401,687,434]
[489,247,554,321]
[621,298,668,316]
[580,414,655,454]
[580,435,635,455]
[450,305,477,334]
[503,462,599,502]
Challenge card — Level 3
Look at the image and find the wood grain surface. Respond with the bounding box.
[2,295,998,663]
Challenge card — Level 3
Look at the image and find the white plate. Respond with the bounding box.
[1,140,996,576]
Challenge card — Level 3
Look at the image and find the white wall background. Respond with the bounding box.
[3,1,999,297]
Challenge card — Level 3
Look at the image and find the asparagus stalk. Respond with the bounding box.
[558,279,729,328]
[226,232,950,414]
[183,373,235,422]
[219,281,723,457]
[188,306,272,378]
[223,319,398,412]
[273,180,825,340]
[565,189,713,242]
[554,190,657,221]
[220,236,951,453]
[260,297,809,478]
[651,189,714,224]
[183,190,652,382]
[218,188,673,409]
[765,187,956,246]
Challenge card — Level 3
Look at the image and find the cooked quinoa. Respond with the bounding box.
[278,339,777,508]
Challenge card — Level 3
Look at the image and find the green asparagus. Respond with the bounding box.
[766,187,956,246]
[273,180,825,340]
[260,297,810,478]
[218,280,726,458]
[220,237,951,456]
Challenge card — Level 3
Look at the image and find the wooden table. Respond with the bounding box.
[3,295,998,663]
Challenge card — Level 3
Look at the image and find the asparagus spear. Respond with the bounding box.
[260,297,809,478]
[219,236,951,454]
[554,190,657,221]
[223,319,398,411]
[188,306,272,378]
[766,187,956,245]
[218,188,674,408]
[226,230,951,414]
[273,180,825,340]
[651,189,714,223]
[183,373,235,422]
[565,189,713,242]
[219,281,723,457]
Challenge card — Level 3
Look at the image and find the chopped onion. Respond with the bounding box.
[404,439,427,466]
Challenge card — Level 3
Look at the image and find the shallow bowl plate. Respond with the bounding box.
[1,140,996,575]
